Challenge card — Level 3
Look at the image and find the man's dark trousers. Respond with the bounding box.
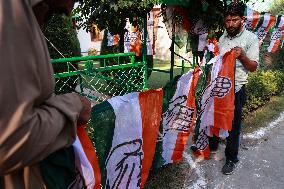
[225,86,246,162]
[209,86,246,162]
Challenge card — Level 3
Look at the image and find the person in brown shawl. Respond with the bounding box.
[0,0,91,188]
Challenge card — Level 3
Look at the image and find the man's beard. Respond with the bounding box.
[226,24,242,37]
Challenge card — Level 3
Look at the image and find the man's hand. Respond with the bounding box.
[233,46,245,59]
[77,96,91,126]
[233,46,258,72]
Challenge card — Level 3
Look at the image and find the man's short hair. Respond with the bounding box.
[224,2,245,17]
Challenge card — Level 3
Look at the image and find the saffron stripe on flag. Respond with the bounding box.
[139,89,163,188]
[245,7,261,32]
[213,51,236,132]
[255,13,276,45]
[77,126,102,189]
[162,71,195,164]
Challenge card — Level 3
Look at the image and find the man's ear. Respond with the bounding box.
[241,16,245,25]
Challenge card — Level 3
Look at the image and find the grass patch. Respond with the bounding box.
[148,59,192,89]
[144,161,192,189]
[243,91,284,134]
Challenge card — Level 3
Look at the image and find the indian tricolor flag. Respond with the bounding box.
[107,30,120,46]
[161,68,201,164]
[90,89,163,188]
[268,15,284,53]
[254,13,276,45]
[206,37,220,60]
[245,7,261,32]
[199,50,235,135]
[73,125,102,189]
[192,50,236,159]
[39,125,102,189]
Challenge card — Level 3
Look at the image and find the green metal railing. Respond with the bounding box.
[51,52,148,102]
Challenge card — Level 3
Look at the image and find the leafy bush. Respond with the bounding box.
[42,14,81,59]
[41,14,81,94]
[243,69,284,115]
[270,48,284,70]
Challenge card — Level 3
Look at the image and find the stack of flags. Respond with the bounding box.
[245,7,283,52]
[55,50,236,188]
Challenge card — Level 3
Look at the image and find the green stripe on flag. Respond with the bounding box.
[152,76,181,172]
[40,147,76,189]
[89,101,116,187]
[254,13,264,32]
[194,64,211,140]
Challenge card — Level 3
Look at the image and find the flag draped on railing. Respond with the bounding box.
[160,69,200,164]
[42,50,237,188]
[90,89,163,188]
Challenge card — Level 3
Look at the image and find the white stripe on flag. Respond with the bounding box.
[106,92,143,189]
[198,33,208,51]
[162,71,193,164]
[73,136,95,189]
[199,56,222,131]
[245,7,255,31]
[107,31,115,46]
[255,13,273,44]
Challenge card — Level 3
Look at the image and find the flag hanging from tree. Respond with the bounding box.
[268,15,284,53]
[254,13,276,45]
[245,7,261,32]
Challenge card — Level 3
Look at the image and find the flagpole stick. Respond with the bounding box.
[143,14,148,89]
[170,11,175,81]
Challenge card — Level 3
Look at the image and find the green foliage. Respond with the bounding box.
[270,48,284,70]
[270,0,284,15]
[243,69,284,115]
[42,14,81,59]
[74,0,159,35]
[75,0,250,35]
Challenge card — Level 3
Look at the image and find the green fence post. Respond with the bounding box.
[170,27,175,80]
[143,14,148,89]
[51,52,147,101]
[131,55,135,64]
[181,59,185,74]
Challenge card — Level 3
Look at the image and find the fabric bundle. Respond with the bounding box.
[90,89,163,188]
[192,51,236,159]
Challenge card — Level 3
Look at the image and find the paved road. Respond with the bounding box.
[145,114,284,189]
[185,118,284,189]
